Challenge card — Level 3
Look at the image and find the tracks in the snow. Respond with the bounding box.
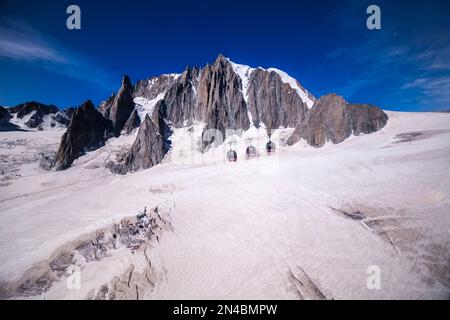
[288,265,328,300]
[0,204,173,299]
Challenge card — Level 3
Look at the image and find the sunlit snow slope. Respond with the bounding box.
[0,111,449,299]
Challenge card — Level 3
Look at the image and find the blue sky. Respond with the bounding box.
[0,0,449,111]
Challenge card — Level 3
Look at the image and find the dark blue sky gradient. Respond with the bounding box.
[0,0,449,111]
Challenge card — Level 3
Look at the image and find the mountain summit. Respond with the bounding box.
[53,55,388,171]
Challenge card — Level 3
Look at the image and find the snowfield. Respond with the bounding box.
[0,111,449,299]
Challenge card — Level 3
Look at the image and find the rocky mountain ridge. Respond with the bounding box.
[100,75,135,135]
[52,54,388,172]
[53,100,114,170]
[287,94,388,147]
[2,102,73,129]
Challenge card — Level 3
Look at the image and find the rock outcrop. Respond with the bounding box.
[102,76,135,135]
[122,109,141,134]
[196,55,250,136]
[134,74,179,100]
[53,100,113,170]
[162,56,252,136]
[247,68,309,131]
[98,93,115,119]
[0,105,12,124]
[287,94,388,147]
[151,99,172,151]
[164,66,200,126]
[123,114,168,172]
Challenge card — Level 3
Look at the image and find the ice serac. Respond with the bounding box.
[53,100,113,170]
[195,55,250,137]
[103,75,135,135]
[246,68,310,131]
[123,114,168,172]
[287,94,388,147]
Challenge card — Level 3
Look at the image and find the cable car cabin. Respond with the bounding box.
[227,149,237,162]
[245,145,257,159]
[266,141,276,154]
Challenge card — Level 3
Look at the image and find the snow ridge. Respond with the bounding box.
[228,60,255,126]
[228,58,315,109]
[267,68,315,109]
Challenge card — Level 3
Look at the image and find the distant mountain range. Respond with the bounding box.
[1,102,71,129]
[1,54,388,172]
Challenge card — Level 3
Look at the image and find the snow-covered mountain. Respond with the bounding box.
[52,54,388,172]
[1,56,449,301]
[0,101,75,131]
[228,59,315,109]
[3,102,72,131]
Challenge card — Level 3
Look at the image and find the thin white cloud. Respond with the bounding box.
[0,38,66,62]
[0,21,115,89]
[0,23,66,63]
[326,31,450,110]
[403,77,450,106]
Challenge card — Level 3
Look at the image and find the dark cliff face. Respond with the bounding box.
[247,68,309,131]
[134,74,179,100]
[196,55,250,135]
[115,101,171,173]
[0,106,12,124]
[164,67,200,126]
[123,114,168,172]
[98,93,115,119]
[287,94,388,147]
[122,109,141,134]
[151,99,172,146]
[53,101,113,170]
[347,103,389,136]
[102,76,135,135]
[162,56,252,145]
